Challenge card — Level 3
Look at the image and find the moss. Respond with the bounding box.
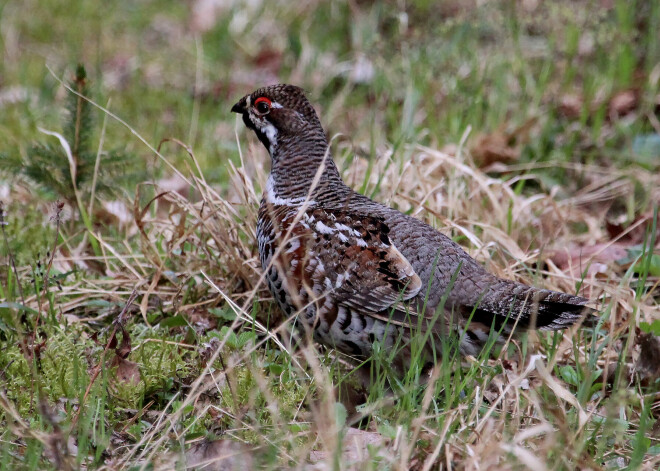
[211,345,308,443]
[0,324,95,418]
[129,325,195,396]
[1,344,34,416]
[40,327,93,398]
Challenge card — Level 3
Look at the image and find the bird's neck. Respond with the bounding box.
[266,132,349,205]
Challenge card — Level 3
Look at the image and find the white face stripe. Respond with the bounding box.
[270,101,283,109]
[260,122,278,154]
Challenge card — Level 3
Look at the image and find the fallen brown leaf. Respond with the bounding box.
[555,88,639,123]
[549,243,628,278]
[113,357,141,386]
[636,333,660,381]
[116,327,132,359]
[108,327,141,397]
[608,89,638,120]
[557,94,584,119]
[471,132,519,167]
[606,209,660,246]
[470,118,537,167]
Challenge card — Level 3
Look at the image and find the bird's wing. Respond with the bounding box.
[302,207,423,318]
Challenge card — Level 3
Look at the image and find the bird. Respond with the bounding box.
[231,84,595,375]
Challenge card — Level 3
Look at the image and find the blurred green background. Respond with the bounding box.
[2,0,658,186]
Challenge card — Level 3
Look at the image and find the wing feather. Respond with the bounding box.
[304,208,422,316]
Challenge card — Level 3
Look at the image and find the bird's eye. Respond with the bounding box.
[254,97,271,114]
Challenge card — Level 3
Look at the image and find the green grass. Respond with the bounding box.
[1,0,659,469]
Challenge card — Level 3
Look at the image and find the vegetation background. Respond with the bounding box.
[0,0,659,469]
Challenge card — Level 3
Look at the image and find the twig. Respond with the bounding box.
[34,200,65,331]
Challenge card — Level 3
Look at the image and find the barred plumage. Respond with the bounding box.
[232,84,596,372]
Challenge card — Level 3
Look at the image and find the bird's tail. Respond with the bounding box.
[457,281,597,356]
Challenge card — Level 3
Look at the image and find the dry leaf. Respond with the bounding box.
[471,131,519,167]
[113,357,141,386]
[556,88,639,122]
[606,209,660,245]
[116,327,132,359]
[557,94,583,119]
[549,243,629,278]
[471,118,537,167]
[107,328,141,392]
[608,89,638,119]
[636,333,660,381]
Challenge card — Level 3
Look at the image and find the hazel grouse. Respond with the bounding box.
[231,84,595,372]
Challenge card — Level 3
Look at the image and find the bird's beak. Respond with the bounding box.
[231,97,247,114]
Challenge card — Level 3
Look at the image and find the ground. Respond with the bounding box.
[0,0,659,469]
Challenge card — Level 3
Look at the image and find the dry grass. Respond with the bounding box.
[1,1,659,469]
[5,115,658,468]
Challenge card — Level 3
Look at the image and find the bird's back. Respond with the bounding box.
[337,190,592,352]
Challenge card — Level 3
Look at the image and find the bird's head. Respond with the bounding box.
[231,84,324,154]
